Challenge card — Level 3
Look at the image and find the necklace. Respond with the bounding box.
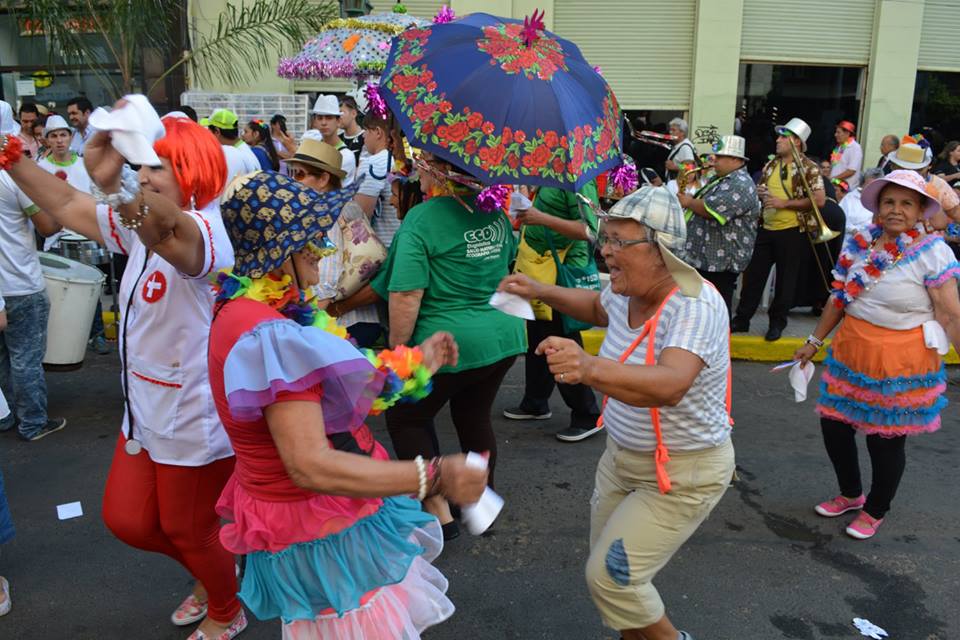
[831,224,923,308]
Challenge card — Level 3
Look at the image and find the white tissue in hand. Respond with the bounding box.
[510,192,532,215]
[461,452,504,536]
[489,291,535,320]
[788,362,815,402]
[88,95,165,166]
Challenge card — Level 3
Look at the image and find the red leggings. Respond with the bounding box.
[102,436,240,621]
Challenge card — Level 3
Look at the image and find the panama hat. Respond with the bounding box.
[860,169,941,219]
[311,95,341,116]
[42,114,71,137]
[286,138,347,179]
[601,186,704,298]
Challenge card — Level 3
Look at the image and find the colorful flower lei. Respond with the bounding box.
[211,270,433,412]
[0,134,24,171]
[829,138,852,170]
[830,224,923,308]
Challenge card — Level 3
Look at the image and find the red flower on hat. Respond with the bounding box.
[413,103,437,121]
[467,112,483,129]
[392,74,420,92]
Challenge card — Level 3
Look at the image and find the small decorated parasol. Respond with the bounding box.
[278,11,428,80]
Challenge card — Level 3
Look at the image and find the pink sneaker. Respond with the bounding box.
[172,593,208,626]
[814,494,865,517]
[187,610,247,640]
[846,512,884,539]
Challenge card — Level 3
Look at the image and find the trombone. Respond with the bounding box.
[787,138,839,245]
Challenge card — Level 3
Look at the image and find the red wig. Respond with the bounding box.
[153,117,226,210]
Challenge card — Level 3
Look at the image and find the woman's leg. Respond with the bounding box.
[863,434,907,519]
[448,357,516,488]
[820,418,863,498]
[155,456,240,626]
[101,436,186,563]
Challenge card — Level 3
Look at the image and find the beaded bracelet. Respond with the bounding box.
[805,334,824,350]
[91,164,140,208]
[0,134,24,171]
[414,455,428,501]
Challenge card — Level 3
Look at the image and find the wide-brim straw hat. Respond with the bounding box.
[287,138,347,179]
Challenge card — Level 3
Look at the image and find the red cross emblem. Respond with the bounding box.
[141,271,167,303]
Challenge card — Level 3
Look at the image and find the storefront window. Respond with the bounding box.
[737,63,863,173]
[911,71,960,155]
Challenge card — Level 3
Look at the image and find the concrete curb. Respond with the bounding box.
[581,329,960,364]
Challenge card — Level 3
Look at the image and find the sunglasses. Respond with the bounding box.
[291,168,311,181]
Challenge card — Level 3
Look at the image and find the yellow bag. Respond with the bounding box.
[514,227,570,321]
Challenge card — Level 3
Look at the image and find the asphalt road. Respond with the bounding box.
[1,354,957,639]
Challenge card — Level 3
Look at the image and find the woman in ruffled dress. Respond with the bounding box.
[209,170,488,638]
[795,170,960,540]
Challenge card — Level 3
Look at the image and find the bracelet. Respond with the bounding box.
[117,196,151,230]
[414,455,428,501]
[426,456,442,497]
[805,334,824,349]
[0,134,24,171]
[91,164,140,208]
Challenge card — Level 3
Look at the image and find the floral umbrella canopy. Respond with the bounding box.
[379,12,623,191]
[278,11,428,80]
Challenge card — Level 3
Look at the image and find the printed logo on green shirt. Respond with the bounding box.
[464,220,508,260]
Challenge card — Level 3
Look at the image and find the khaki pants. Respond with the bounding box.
[586,436,735,630]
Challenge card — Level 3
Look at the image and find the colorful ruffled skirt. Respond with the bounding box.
[217,442,453,639]
[816,315,946,436]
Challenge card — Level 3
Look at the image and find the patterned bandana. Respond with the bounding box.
[220,171,357,278]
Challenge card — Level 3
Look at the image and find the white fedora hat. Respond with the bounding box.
[42,114,71,137]
[775,117,812,149]
[711,135,748,160]
[312,94,341,116]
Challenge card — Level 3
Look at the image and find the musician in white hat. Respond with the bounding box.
[731,117,826,341]
[677,135,760,314]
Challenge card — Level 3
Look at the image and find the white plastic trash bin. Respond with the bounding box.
[40,252,105,370]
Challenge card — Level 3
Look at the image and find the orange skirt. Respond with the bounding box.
[815,315,946,436]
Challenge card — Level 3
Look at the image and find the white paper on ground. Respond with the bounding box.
[788,362,815,402]
[56,501,84,520]
[489,291,535,320]
[88,94,165,166]
[853,617,888,639]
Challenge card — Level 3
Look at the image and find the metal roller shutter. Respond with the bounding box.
[553,0,697,110]
[740,0,876,65]
[919,0,960,71]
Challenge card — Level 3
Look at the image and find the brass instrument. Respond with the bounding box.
[677,164,707,196]
[631,130,678,150]
[786,138,839,244]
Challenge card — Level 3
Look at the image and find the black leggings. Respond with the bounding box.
[820,418,907,519]
[385,356,516,488]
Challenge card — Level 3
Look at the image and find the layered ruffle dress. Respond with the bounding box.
[208,298,453,639]
[817,233,960,436]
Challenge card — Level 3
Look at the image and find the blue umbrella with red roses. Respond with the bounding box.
[378,11,624,192]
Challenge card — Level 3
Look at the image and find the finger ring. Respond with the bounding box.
[559,373,565,382]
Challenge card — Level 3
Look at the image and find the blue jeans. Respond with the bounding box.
[0,465,13,545]
[0,291,50,438]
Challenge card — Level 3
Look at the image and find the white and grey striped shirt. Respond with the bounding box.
[598,284,731,452]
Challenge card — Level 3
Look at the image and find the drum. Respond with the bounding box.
[40,253,105,371]
[57,232,109,266]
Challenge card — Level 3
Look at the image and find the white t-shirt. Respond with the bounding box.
[356,149,399,246]
[830,139,864,190]
[221,144,260,188]
[95,202,235,466]
[234,141,261,174]
[338,144,357,188]
[845,236,958,331]
[839,188,873,244]
[667,139,696,165]
[38,153,92,251]
[598,284,732,453]
[0,172,44,296]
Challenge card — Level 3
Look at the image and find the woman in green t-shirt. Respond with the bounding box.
[371,153,526,539]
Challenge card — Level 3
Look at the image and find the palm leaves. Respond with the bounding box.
[4,0,338,98]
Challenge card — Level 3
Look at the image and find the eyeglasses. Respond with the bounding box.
[291,168,311,181]
[597,232,652,251]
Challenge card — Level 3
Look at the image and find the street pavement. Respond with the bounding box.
[1,351,958,639]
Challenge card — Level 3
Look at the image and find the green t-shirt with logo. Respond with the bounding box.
[371,196,526,373]
[522,181,599,268]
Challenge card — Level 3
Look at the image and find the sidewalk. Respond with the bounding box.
[583,307,960,364]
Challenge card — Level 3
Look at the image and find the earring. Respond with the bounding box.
[190,195,197,210]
